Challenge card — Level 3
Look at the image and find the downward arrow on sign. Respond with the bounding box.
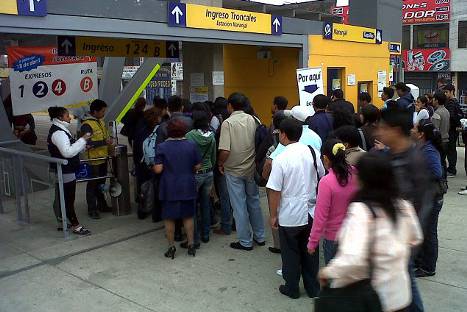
[304,84,319,94]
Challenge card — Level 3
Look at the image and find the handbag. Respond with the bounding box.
[314,203,383,312]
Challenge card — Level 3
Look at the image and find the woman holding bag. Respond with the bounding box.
[316,153,423,312]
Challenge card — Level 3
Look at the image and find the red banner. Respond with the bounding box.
[403,0,450,25]
[332,6,349,24]
[403,48,450,71]
[7,47,95,69]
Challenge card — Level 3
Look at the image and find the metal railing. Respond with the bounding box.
[0,144,71,239]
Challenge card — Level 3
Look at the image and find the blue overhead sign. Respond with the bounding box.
[271,15,282,36]
[168,2,186,28]
[17,0,47,17]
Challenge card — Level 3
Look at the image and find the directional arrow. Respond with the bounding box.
[168,44,177,57]
[171,6,183,24]
[61,39,73,55]
[304,84,319,94]
[273,18,281,33]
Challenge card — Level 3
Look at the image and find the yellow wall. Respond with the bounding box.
[308,35,391,109]
[223,44,299,123]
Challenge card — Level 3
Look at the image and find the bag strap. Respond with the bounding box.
[307,145,320,194]
[358,128,368,151]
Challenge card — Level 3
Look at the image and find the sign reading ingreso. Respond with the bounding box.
[167,2,282,35]
[323,22,382,45]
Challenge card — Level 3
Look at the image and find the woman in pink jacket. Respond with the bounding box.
[307,138,358,264]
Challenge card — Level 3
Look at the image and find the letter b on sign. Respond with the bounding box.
[80,77,93,93]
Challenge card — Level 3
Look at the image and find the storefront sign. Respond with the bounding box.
[403,0,450,25]
[332,6,349,24]
[296,67,324,107]
[389,43,402,54]
[57,36,180,59]
[323,22,382,44]
[403,48,450,71]
[167,2,282,35]
[7,46,98,116]
[1,0,47,17]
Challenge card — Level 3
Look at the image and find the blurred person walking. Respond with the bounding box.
[443,84,463,177]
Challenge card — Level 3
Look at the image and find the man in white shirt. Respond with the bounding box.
[267,117,325,299]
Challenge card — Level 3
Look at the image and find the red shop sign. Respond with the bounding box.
[403,0,450,25]
[403,48,450,71]
[332,6,349,24]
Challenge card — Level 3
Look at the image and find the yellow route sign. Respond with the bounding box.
[323,22,383,45]
[167,2,282,36]
[57,36,180,58]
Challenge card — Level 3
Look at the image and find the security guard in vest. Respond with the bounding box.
[81,99,112,219]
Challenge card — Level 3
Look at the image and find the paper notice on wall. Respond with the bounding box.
[190,86,209,103]
[190,73,204,87]
[347,74,356,86]
[377,70,387,97]
[212,71,224,86]
[296,67,324,107]
[7,46,98,116]
[172,62,183,81]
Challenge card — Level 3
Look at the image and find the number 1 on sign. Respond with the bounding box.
[29,0,40,12]
[19,85,25,98]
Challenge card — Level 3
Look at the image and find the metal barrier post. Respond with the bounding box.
[18,156,30,223]
[13,156,24,222]
[56,164,69,239]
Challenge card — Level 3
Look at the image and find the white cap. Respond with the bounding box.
[290,105,314,122]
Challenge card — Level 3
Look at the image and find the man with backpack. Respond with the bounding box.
[218,92,265,251]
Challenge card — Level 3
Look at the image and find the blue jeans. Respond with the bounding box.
[225,173,265,248]
[417,196,443,273]
[409,259,425,312]
[214,168,232,234]
[194,172,214,244]
[323,239,338,265]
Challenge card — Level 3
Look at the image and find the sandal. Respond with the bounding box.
[72,226,91,236]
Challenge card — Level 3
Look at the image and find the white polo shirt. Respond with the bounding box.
[266,142,325,227]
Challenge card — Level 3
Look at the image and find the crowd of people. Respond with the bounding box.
[44,79,467,311]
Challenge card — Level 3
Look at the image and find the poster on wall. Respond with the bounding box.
[7,47,98,116]
[403,48,450,71]
[377,71,387,97]
[296,67,324,107]
[402,0,450,25]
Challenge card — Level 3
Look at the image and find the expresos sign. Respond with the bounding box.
[403,0,450,25]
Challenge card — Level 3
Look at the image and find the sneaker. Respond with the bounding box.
[415,268,436,278]
[458,189,467,196]
[279,285,300,299]
[230,242,253,251]
[276,269,283,276]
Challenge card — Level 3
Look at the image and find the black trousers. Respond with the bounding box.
[53,180,79,226]
[86,163,109,213]
[447,131,459,174]
[440,142,449,178]
[279,216,320,296]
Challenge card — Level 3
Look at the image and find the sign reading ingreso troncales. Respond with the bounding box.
[167,2,282,35]
[296,67,324,107]
[7,47,98,116]
[323,22,383,44]
[57,36,180,59]
[0,0,47,17]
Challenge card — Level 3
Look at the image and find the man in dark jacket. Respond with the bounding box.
[329,89,355,115]
[444,84,463,176]
[156,95,193,144]
[395,82,415,112]
[306,94,334,142]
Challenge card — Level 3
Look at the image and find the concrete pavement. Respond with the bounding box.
[0,150,466,312]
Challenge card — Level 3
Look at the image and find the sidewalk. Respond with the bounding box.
[0,151,466,312]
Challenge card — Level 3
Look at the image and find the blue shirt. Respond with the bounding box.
[420,141,442,180]
[155,139,201,201]
[270,126,322,160]
[307,111,334,143]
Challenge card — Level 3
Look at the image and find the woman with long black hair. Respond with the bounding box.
[48,107,91,235]
[318,153,423,312]
[307,138,358,263]
[411,120,444,277]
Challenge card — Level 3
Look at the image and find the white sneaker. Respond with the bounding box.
[458,190,467,195]
[276,269,283,276]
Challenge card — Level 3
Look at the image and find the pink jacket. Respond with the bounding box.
[307,168,358,251]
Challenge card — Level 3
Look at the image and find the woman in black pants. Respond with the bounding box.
[48,107,91,235]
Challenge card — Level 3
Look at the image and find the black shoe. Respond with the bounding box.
[88,211,101,220]
[72,226,91,236]
[201,236,210,243]
[415,268,436,278]
[164,246,176,259]
[230,242,253,251]
[254,239,266,246]
[268,247,281,254]
[180,241,201,249]
[187,245,196,257]
[279,285,300,299]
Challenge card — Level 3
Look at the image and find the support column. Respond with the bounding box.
[99,57,125,107]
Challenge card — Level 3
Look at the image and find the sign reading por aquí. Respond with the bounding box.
[323,22,382,45]
[168,2,282,36]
